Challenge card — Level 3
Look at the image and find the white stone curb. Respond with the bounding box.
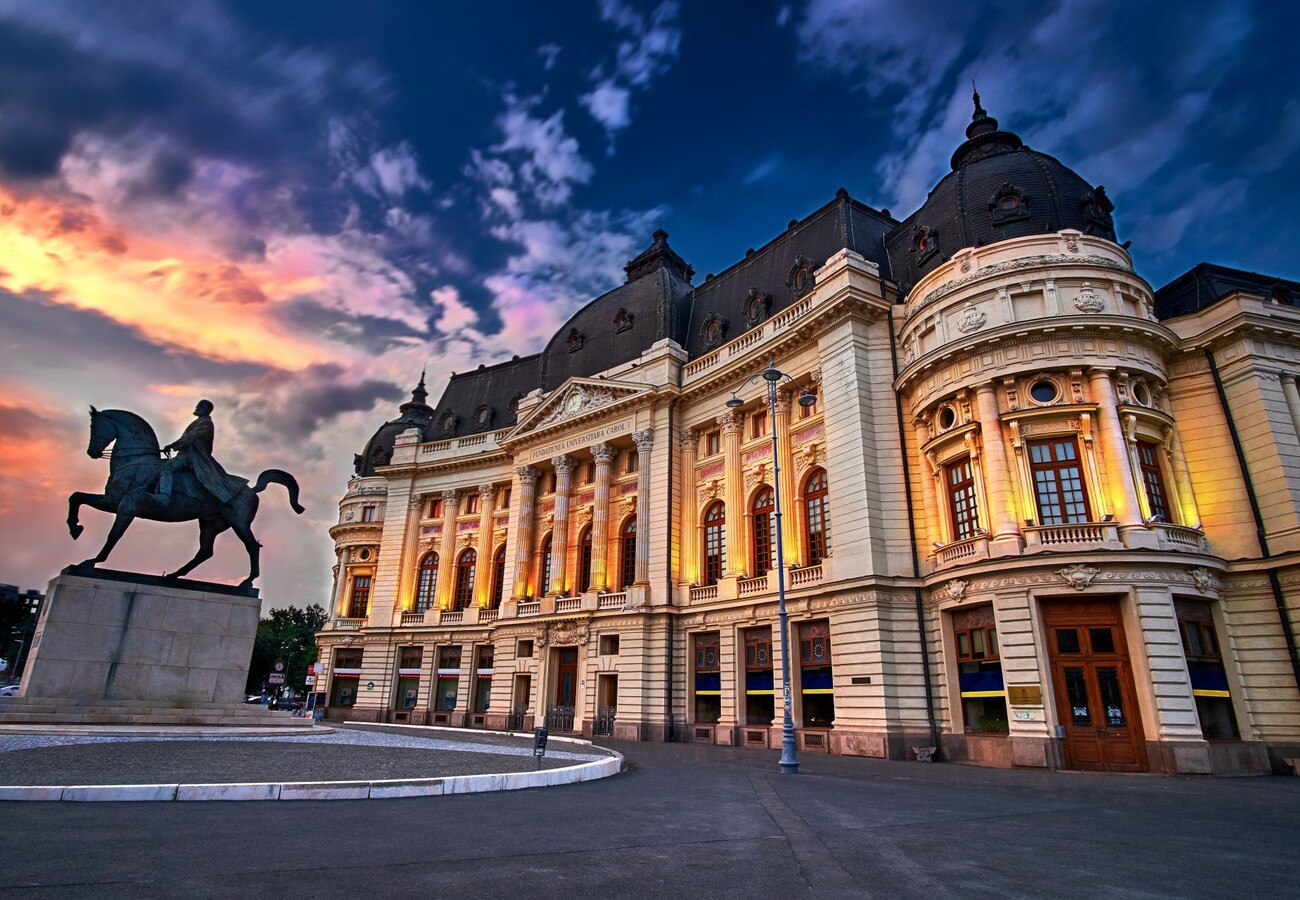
[0,730,622,802]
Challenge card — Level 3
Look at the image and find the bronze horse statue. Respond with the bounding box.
[68,407,304,588]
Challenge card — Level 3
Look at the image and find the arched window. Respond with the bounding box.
[751,487,776,577]
[703,502,726,586]
[539,534,553,597]
[491,544,507,608]
[415,552,438,612]
[804,469,830,565]
[454,548,476,610]
[578,525,594,593]
[620,518,637,589]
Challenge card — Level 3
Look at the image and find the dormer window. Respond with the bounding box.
[989,183,1030,226]
[567,328,584,352]
[1080,186,1115,233]
[475,405,494,430]
[614,307,634,333]
[911,226,939,265]
[701,313,728,349]
[744,287,771,327]
[439,412,459,435]
[787,257,815,299]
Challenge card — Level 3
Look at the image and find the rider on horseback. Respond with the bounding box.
[148,400,244,505]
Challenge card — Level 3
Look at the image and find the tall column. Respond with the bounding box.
[679,428,699,584]
[774,391,799,564]
[913,419,943,545]
[394,493,425,613]
[1162,425,1202,527]
[474,483,496,606]
[549,455,575,594]
[719,410,746,577]
[974,382,1023,552]
[511,467,539,600]
[633,429,655,584]
[328,547,347,620]
[1282,374,1300,443]
[1089,368,1155,546]
[590,443,615,591]
[435,489,460,609]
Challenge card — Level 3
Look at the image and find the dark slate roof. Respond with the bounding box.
[427,354,543,439]
[884,93,1117,293]
[681,190,895,357]
[1153,263,1300,320]
[538,229,695,392]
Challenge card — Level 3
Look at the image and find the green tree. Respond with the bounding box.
[246,604,326,695]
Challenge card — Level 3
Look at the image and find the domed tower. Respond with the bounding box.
[892,94,1215,773]
[354,372,435,477]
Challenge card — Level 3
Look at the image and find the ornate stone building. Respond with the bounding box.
[315,96,1300,774]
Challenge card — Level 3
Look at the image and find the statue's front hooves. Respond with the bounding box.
[69,524,84,540]
[292,504,306,515]
[238,578,256,589]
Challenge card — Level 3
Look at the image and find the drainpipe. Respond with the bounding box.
[1206,349,1300,693]
[887,281,943,755]
[664,397,678,741]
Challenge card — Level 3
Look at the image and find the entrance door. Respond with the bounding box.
[548,648,579,732]
[1044,599,1148,772]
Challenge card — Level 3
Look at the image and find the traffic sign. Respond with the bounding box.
[305,675,316,685]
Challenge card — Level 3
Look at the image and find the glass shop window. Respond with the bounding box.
[743,626,774,726]
[693,632,721,723]
[434,645,461,711]
[798,621,834,727]
[1176,599,1238,740]
[953,605,1008,734]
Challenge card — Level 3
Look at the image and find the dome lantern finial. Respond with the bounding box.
[410,367,429,406]
[966,85,999,140]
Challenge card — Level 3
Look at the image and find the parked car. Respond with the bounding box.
[0,683,19,697]
[269,697,304,712]
[243,694,269,705]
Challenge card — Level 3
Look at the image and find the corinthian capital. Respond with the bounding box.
[632,428,655,453]
[551,455,576,476]
[515,465,540,485]
[717,410,743,435]
[590,442,616,464]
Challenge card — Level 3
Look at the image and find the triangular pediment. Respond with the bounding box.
[506,377,648,441]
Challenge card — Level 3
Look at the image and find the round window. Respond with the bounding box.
[937,406,957,430]
[1132,382,1151,406]
[999,196,1019,210]
[705,321,720,344]
[1030,380,1058,403]
[359,548,371,561]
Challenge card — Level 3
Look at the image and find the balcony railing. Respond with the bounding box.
[480,609,499,623]
[1154,522,1209,553]
[440,610,464,625]
[555,597,581,613]
[335,617,364,630]
[689,584,718,603]
[789,564,823,587]
[934,534,991,566]
[597,592,627,610]
[518,601,542,617]
[1024,522,1120,548]
[739,573,769,596]
[400,611,426,626]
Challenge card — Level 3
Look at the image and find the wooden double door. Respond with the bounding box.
[1044,598,1148,772]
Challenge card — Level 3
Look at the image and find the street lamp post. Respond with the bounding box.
[727,359,817,775]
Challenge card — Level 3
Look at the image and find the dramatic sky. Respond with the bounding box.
[2,1,1297,607]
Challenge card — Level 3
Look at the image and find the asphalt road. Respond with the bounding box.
[3,740,1297,899]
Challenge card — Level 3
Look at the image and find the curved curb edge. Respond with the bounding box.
[0,752,623,802]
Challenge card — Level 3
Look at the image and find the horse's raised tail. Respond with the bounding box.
[253,469,306,515]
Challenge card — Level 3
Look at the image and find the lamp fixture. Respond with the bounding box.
[725,394,745,408]
[1101,513,1115,522]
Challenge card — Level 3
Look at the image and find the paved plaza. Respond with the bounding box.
[2,734,1298,898]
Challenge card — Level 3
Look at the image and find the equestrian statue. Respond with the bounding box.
[67,400,305,589]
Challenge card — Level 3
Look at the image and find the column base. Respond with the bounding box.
[989,532,1026,557]
[1119,524,1161,549]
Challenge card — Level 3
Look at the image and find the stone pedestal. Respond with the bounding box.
[0,566,304,728]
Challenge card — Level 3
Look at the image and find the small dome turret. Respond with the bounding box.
[354,372,434,476]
